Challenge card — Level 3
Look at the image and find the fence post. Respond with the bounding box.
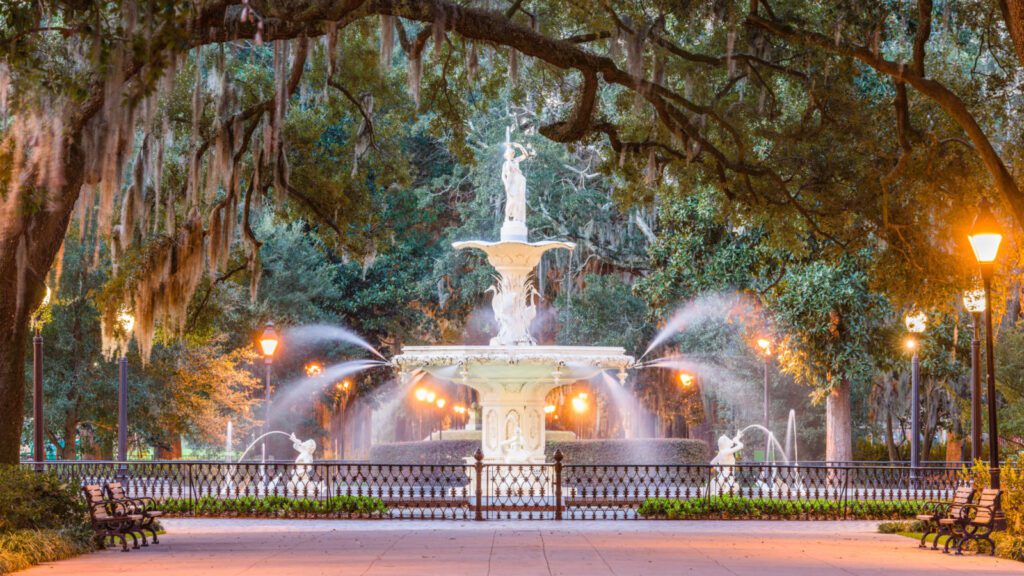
[188,463,196,516]
[841,465,851,520]
[474,449,484,521]
[554,449,563,520]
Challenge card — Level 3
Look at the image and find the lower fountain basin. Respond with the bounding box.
[393,345,634,464]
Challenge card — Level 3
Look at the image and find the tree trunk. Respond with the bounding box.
[0,144,84,464]
[1000,0,1024,67]
[946,431,963,463]
[825,378,853,462]
[61,412,78,459]
[885,406,898,462]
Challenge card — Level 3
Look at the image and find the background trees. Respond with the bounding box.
[4,1,1024,462]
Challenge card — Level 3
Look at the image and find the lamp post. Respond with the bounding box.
[258,322,279,464]
[967,200,1003,493]
[756,338,772,458]
[116,308,135,464]
[962,289,986,462]
[32,287,50,470]
[904,310,926,475]
[435,398,446,440]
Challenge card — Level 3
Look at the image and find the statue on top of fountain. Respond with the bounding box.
[499,129,534,243]
[451,128,574,348]
[501,141,531,224]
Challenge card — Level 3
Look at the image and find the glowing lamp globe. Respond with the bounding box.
[678,373,695,388]
[543,404,556,414]
[963,289,986,314]
[118,308,135,335]
[436,398,446,409]
[414,388,428,402]
[756,338,771,355]
[968,200,1002,264]
[571,396,587,413]
[258,322,279,358]
[904,311,926,334]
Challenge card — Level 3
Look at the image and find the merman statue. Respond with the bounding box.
[708,431,744,495]
[501,426,532,464]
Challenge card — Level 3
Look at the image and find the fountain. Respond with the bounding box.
[392,130,634,466]
[220,430,324,496]
[708,411,804,496]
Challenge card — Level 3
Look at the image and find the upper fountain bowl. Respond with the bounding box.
[393,344,634,394]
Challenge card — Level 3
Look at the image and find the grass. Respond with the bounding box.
[0,527,94,575]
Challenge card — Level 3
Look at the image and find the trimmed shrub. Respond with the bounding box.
[369,438,709,465]
[637,496,926,520]
[152,495,389,517]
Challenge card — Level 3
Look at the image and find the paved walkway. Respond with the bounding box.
[21,519,1020,575]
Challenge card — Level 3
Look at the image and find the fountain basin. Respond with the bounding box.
[393,345,633,463]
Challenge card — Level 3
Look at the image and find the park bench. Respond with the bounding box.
[915,485,974,549]
[105,481,164,544]
[943,487,1002,556]
[82,485,145,552]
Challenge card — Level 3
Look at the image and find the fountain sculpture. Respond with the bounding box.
[393,131,634,465]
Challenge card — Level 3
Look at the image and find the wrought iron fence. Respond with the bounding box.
[27,452,970,521]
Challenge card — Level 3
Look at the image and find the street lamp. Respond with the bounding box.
[968,200,1003,492]
[756,338,772,458]
[678,372,695,388]
[116,308,135,463]
[32,286,50,469]
[904,310,926,473]
[304,361,323,377]
[963,289,986,462]
[571,393,588,439]
[334,379,353,459]
[258,322,279,463]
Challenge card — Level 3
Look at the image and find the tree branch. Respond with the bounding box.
[747,11,1024,227]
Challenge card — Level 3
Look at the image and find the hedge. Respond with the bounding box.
[637,495,926,520]
[152,495,389,517]
[369,438,709,466]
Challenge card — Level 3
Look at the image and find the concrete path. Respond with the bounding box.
[20,519,1021,575]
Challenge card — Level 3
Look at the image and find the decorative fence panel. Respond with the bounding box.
[29,456,968,521]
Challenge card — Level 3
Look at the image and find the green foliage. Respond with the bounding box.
[556,275,651,354]
[769,256,890,396]
[637,495,925,520]
[152,495,388,517]
[0,466,93,574]
[0,467,86,533]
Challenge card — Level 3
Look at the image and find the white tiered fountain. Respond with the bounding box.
[392,134,634,468]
